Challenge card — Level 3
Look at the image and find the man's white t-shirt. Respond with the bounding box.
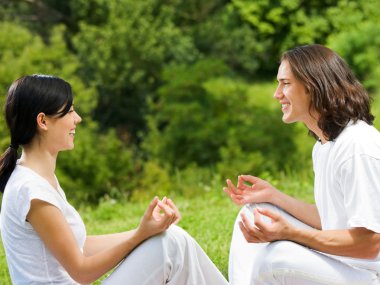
[313,120,380,273]
[0,165,86,284]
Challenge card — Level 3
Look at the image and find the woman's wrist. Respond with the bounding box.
[130,228,149,245]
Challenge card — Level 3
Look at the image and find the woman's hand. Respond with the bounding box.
[136,197,181,241]
[223,175,278,205]
[152,197,181,225]
[239,207,293,243]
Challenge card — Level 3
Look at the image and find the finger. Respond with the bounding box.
[166,198,181,224]
[152,205,162,219]
[253,208,268,231]
[224,187,242,198]
[223,187,231,195]
[238,176,251,191]
[157,201,175,225]
[230,194,246,205]
[240,175,260,185]
[227,179,243,194]
[238,221,263,243]
[224,186,246,205]
[257,207,280,221]
[240,212,254,230]
[157,201,174,215]
[153,197,166,217]
[145,196,159,217]
[161,197,175,225]
[241,212,265,236]
[166,206,177,227]
[165,197,175,209]
[241,214,268,243]
[239,221,254,242]
[223,187,235,198]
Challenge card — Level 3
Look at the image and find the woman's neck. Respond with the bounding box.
[18,144,58,189]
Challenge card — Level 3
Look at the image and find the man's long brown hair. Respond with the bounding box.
[282,44,374,141]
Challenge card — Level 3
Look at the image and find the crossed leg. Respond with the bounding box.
[229,203,379,285]
[102,225,229,285]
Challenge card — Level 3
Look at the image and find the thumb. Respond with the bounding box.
[145,196,159,216]
[238,175,250,190]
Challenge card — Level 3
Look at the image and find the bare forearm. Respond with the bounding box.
[71,230,146,283]
[289,227,380,259]
[84,230,136,256]
[271,190,321,229]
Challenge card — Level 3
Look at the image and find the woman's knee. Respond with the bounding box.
[161,225,195,257]
[164,225,193,244]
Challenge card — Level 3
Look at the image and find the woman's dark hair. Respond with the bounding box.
[281,44,374,141]
[0,75,73,193]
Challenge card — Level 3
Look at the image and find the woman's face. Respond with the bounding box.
[273,60,317,128]
[45,105,82,152]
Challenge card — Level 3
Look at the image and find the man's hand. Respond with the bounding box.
[239,207,293,243]
[224,175,277,205]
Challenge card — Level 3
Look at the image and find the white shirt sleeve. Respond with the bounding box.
[340,154,380,233]
[17,181,63,226]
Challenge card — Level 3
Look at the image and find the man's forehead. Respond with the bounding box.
[277,61,292,80]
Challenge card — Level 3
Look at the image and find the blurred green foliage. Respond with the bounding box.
[144,59,297,174]
[0,22,133,203]
[1,0,380,204]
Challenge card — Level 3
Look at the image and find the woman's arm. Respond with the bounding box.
[240,207,380,259]
[83,197,180,257]
[83,231,136,257]
[27,197,178,284]
[224,175,321,229]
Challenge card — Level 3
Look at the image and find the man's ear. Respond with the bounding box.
[36,112,48,131]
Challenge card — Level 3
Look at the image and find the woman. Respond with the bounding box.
[0,74,229,284]
[224,44,380,284]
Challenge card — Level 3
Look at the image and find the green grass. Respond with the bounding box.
[0,167,315,284]
[0,193,240,284]
[0,235,10,284]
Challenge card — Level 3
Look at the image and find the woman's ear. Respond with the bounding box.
[36,112,48,131]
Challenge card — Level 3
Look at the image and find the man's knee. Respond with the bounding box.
[252,241,303,281]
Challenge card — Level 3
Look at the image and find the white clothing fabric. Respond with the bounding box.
[313,120,380,233]
[1,165,228,284]
[103,225,229,285]
[313,120,380,272]
[0,165,85,284]
[229,203,380,285]
[229,121,380,284]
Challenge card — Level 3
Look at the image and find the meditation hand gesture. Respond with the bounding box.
[136,197,181,241]
[224,175,278,206]
[239,207,293,243]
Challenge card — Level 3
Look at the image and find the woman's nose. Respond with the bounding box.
[74,112,82,124]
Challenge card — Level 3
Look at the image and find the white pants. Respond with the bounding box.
[102,225,229,285]
[229,203,380,285]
